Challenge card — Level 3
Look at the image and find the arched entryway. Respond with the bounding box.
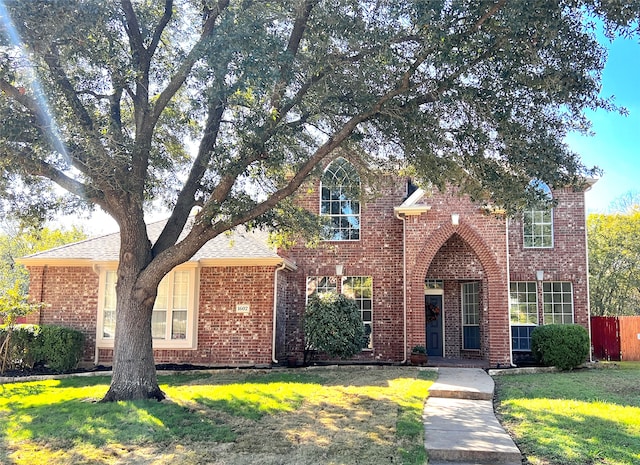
[407,222,510,366]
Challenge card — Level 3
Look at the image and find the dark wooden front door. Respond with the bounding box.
[425,294,443,357]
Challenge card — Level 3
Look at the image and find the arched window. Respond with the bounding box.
[523,181,553,248]
[320,158,360,241]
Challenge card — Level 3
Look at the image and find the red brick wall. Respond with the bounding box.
[404,189,511,366]
[27,265,278,366]
[281,175,406,363]
[508,187,590,331]
[25,266,99,361]
[282,171,515,366]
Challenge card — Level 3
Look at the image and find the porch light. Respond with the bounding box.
[451,213,460,225]
[336,264,344,276]
[536,270,544,282]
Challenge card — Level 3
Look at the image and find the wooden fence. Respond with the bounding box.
[591,316,640,361]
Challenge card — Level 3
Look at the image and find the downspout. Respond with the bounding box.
[91,264,100,366]
[395,211,408,364]
[505,219,516,367]
[272,262,287,365]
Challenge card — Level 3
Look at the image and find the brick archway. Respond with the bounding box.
[406,221,510,366]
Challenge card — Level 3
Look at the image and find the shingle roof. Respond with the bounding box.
[19,219,292,267]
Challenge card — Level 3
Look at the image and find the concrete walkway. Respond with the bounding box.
[423,368,522,465]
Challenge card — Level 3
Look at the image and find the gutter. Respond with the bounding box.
[505,219,516,368]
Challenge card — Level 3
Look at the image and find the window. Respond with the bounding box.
[102,270,117,339]
[306,275,373,348]
[523,181,553,248]
[512,326,535,351]
[462,282,480,350]
[342,276,373,348]
[152,270,190,340]
[509,282,538,352]
[509,282,538,324]
[306,276,338,299]
[543,282,574,324]
[320,157,360,241]
[98,267,197,349]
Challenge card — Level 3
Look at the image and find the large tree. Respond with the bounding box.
[0,0,637,400]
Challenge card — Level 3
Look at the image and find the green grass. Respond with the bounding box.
[0,367,436,465]
[494,362,640,465]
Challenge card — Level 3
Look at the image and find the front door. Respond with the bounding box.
[425,294,443,357]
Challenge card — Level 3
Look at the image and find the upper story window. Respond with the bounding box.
[523,181,553,248]
[320,157,360,241]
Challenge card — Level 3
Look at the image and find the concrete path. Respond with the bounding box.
[423,368,522,465]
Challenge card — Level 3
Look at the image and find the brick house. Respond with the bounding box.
[19,157,593,368]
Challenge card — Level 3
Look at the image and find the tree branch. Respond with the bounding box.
[270,0,318,111]
[150,0,230,126]
[153,95,227,255]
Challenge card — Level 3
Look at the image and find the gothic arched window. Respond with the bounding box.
[320,158,360,241]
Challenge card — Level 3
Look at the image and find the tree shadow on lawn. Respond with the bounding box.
[0,367,433,465]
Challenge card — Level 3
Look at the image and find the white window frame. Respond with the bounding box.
[509,282,539,325]
[523,181,553,248]
[342,276,373,349]
[96,265,199,350]
[320,157,361,241]
[461,281,480,350]
[542,281,574,324]
[509,281,539,352]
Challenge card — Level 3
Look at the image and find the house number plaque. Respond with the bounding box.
[236,304,250,314]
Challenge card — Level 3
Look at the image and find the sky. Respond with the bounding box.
[565,30,640,213]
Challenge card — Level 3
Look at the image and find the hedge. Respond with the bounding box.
[0,324,84,373]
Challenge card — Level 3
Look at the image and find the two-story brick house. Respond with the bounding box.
[19,156,592,368]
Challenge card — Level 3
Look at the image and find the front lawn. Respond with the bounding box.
[494,362,640,465]
[0,366,435,465]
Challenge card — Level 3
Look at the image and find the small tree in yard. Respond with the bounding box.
[304,293,367,365]
[1,1,638,400]
[0,284,41,373]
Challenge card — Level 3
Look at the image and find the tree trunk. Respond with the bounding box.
[101,283,164,402]
[101,220,164,402]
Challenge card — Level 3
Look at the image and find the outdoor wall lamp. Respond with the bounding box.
[451,213,460,225]
[536,270,544,282]
[336,264,344,276]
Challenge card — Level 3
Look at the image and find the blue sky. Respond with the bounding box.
[565,31,640,213]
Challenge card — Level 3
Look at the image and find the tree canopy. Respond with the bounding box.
[588,207,640,316]
[0,223,86,296]
[0,0,638,400]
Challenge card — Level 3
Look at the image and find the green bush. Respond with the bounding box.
[0,324,41,371]
[531,324,590,370]
[304,293,367,363]
[32,325,85,372]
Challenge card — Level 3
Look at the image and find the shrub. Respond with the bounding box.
[304,293,367,364]
[32,325,85,372]
[531,324,590,370]
[0,324,41,372]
